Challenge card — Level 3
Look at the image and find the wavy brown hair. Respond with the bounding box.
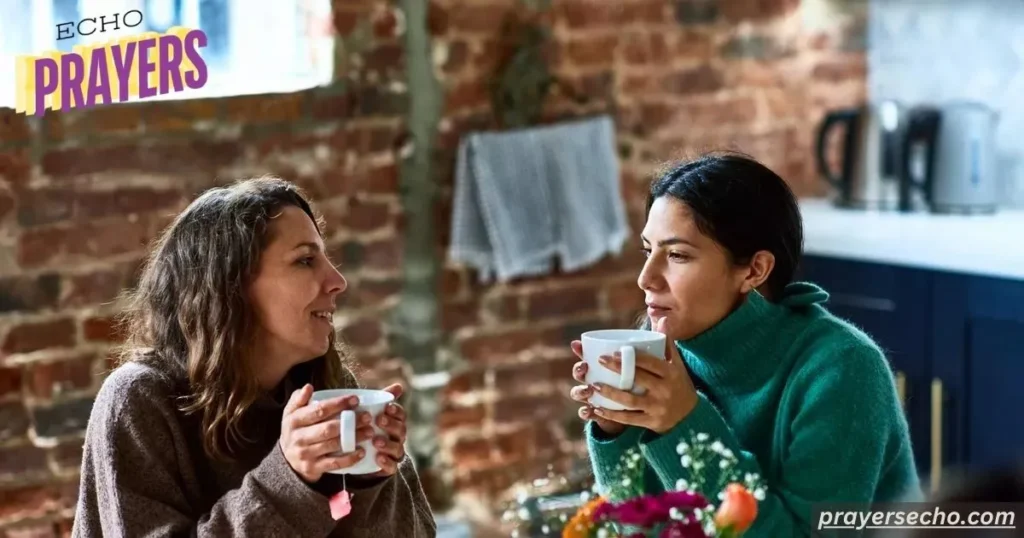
[115,176,352,461]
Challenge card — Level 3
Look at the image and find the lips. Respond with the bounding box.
[311,310,334,325]
[646,301,671,317]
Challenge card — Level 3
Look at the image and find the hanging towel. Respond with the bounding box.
[448,115,630,283]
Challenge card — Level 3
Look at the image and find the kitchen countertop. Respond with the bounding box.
[799,198,1024,281]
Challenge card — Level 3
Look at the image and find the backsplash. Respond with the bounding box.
[867,0,1024,208]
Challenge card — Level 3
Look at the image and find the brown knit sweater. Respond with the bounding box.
[71,361,437,537]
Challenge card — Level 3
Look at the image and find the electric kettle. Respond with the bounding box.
[815,100,908,210]
[904,101,1000,214]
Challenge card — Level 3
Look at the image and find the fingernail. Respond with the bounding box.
[375,438,385,448]
[361,414,371,424]
[379,416,389,426]
[379,456,388,464]
[388,404,398,415]
[594,408,605,415]
[591,384,602,392]
[598,355,609,364]
[613,351,621,358]
[357,448,365,456]
[348,396,359,405]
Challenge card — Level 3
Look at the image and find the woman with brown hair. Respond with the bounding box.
[71,177,436,537]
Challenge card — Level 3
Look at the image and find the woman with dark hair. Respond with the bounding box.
[569,153,921,535]
[72,177,435,537]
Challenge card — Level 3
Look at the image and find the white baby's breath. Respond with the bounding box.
[697,433,710,442]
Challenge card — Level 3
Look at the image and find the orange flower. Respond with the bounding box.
[714,484,758,535]
[563,496,607,538]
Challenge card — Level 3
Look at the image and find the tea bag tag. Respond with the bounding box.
[329,475,353,520]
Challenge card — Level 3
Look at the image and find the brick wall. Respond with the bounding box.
[0,0,866,534]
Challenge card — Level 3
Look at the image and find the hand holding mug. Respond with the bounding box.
[570,341,627,436]
[363,383,408,478]
[280,384,374,483]
[589,318,699,434]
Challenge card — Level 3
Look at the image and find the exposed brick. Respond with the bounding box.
[459,329,541,362]
[493,392,570,424]
[41,141,242,179]
[50,441,84,474]
[440,268,465,297]
[32,398,93,439]
[437,401,487,430]
[145,98,221,132]
[606,279,645,312]
[223,93,307,124]
[722,0,801,22]
[0,148,31,186]
[2,523,58,538]
[565,36,618,69]
[442,369,486,397]
[19,216,157,268]
[493,424,535,462]
[427,1,449,35]
[361,239,403,271]
[2,318,77,354]
[18,187,181,227]
[332,6,362,35]
[722,34,785,60]
[309,90,357,121]
[450,5,509,34]
[442,299,480,332]
[340,319,383,348]
[450,435,493,469]
[27,355,95,400]
[526,285,600,319]
[82,317,118,343]
[60,267,131,308]
[0,402,30,442]
[0,484,77,527]
[561,0,621,29]
[336,277,402,309]
[0,367,21,398]
[0,274,61,313]
[661,64,725,95]
[0,109,30,145]
[674,0,718,25]
[812,54,867,83]
[0,444,50,482]
[351,85,407,117]
[74,104,145,136]
[444,80,489,115]
[442,40,470,74]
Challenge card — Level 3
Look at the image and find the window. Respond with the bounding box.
[0,0,335,109]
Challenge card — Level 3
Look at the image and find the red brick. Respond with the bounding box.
[674,96,758,129]
[492,362,559,394]
[2,522,58,538]
[427,1,448,35]
[20,187,181,228]
[0,402,30,442]
[494,393,571,425]
[437,402,488,430]
[440,268,465,296]
[661,64,725,95]
[493,425,535,462]
[362,238,403,271]
[340,319,383,348]
[76,104,145,136]
[561,0,620,29]
[0,109,30,145]
[350,124,398,153]
[0,185,12,222]
[50,441,83,473]
[722,0,801,21]
[444,80,489,115]
[459,329,541,362]
[0,444,50,481]
[526,285,599,319]
[0,484,77,527]
[223,93,307,124]
[606,279,644,312]
[442,299,480,332]
[450,435,493,468]
[82,316,119,342]
[27,355,95,399]
[0,367,21,398]
[450,5,509,34]
[145,98,221,132]
[0,148,31,186]
[333,7,362,36]
[812,54,867,83]
[565,35,618,68]
[41,141,241,179]
[443,40,470,74]
[336,277,402,308]
[338,198,394,233]
[60,266,131,308]
[365,44,405,74]
[19,216,157,268]
[372,6,401,38]
[442,369,486,397]
[2,318,77,354]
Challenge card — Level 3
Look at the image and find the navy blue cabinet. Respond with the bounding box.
[798,255,1024,494]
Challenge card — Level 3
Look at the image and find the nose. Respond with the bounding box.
[637,256,661,292]
[325,261,347,296]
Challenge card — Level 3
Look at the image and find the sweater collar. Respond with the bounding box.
[676,282,829,394]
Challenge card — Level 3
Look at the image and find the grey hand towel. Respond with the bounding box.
[448,115,629,282]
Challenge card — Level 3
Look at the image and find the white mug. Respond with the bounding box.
[581,329,666,411]
[310,388,395,475]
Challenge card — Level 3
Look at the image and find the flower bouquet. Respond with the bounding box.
[504,432,765,538]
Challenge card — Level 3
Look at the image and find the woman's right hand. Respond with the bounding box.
[569,340,626,436]
[281,384,373,483]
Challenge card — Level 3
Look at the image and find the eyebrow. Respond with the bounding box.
[641,235,696,247]
[291,241,322,252]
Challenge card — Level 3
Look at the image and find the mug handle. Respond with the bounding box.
[340,410,357,453]
[618,346,636,391]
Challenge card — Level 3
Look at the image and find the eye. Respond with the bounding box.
[668,251,692,262]
[297,256,315,267]
[640,247,651,258]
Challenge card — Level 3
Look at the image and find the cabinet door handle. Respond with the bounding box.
[930,378,944,494]
[895,371,907,409]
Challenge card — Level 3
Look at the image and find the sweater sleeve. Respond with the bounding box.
[71,373,339,538]
[636,345,918,537]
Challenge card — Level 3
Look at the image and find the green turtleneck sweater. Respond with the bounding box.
[586,282,922,536]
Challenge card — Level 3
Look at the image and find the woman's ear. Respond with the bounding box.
[739,251,775,294]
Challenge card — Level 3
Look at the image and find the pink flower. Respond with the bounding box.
[656,490,710,511]
[592,490,710,529]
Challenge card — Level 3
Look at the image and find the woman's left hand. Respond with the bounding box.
[366,383,407,477]
[590,319,700,434]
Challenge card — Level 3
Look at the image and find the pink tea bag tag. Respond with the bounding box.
[329,475,352,520]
